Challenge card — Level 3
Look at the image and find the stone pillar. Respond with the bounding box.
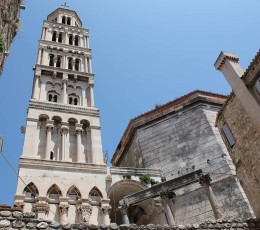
[214,52,260,128]
[90,126,104,164]
[86,36,89,48]
[78,204,93,224]
[200,174,222,219]
[89,83,94,107]
[59,204,69,225]
[45,124,53,160]
[76,127,83,163]
[62,76,68,104]
[32,74,40,99]
[61,125,69,161]
[118,205,129,225]
[89,57,92,73]
[37,48,42,64]
[85,56,89,73]
[101,199,111,225]
[162,199,175,225]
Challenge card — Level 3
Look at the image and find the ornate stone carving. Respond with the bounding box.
[33,203,50,215]
[78,205,93,224]
[59,204,69,215]
[13,201,24,211]
[102,206,111,215]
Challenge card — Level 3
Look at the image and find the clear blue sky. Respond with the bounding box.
[0,0,259,205]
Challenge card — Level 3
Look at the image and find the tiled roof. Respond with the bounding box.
[111,90,228,165]
[0,209,259,230]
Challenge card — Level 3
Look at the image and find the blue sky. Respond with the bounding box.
[0,0,259,205]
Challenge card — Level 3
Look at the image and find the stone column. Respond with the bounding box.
[85,56,89,73]
[162,199,175,225]
[78,204,93,224]
[61,125,69,161]
[101,199,111,225]
[62,76,68,104]
[86,36,89,48]
[89,83,94,107]
[32,74,40,99]
[59,204,69,225]
[81,87,87,107]
[37,48,42,64]
[118,205,129,225]
[200,174,222,219]
[89,57,92,73]
[76,127,83,163]
[45,124,53,160]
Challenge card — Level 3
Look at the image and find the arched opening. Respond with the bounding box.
[75,59,80,71]
[56,56,61,68]
[23,182,39,199]
[48,91,59,103]
[67,186,81,201]
[52,31,57,42]
[67,17,71,25]
[80,119,90,131]
[69,34,73,45]
[49,54,54,67]
[108,180,149,225]
[58,33,63,43]
[68,94,79,105]
[47,184,62,200]
[50,151,54,160]
[75,36,79,46]
[89,187,103,203]
[68,57,73,70]
[62,16,66,24]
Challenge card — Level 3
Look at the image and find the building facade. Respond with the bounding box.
[112,91,254,224]
[13,8,162,226]
[214,52,260,218]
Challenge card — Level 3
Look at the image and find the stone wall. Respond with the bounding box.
[0,0,21,75]
[115,102,254,224]
[216,94,260,217]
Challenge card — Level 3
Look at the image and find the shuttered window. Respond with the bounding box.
[222,123,235,148]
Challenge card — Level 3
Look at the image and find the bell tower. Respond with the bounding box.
[14,8,107,223]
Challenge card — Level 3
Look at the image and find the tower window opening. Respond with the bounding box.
[58,33,63,43]
[53,95,58,102]
[62,16,66,24]
[50,151,54,160]
[75,36,79,46]
[75,59,80,71]
[52,31,57,42]
[68,58,73,70]
[68,94,79,105]
[48,92,59,103]
[56,56,61,68]
[69,97,73,104]
[67,17,71,25]
[74,98,78,105]
[69,34,73,45]
[48,94,53,102]
[49,54,54,67]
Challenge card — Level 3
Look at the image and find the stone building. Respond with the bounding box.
[0,0,23,74]
[214,52,260,218]
[112,90,254,224]
[13,7,163,226]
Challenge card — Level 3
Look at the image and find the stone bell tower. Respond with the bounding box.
[14,7,108,224]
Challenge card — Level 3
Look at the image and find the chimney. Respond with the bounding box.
[215,51,260,128]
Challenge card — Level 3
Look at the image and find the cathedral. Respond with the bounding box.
[12,7,254,226]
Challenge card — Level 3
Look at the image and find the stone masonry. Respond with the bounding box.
[0,0,22,74]
[112,91,254,224]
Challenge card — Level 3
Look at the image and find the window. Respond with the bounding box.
[62,16,66,24]
[67,17,71,25]
[47,184,62,200]
[48,92,58,103]
[49,54,54,66]
[56,56,61,68]
[52,31,57,42]
[69,34,73,45]
[222,123,235,148]
[50,151,54,160]
[75,59,80,71]
[58,33,63,43]
[75,36,79,46]
[68,94,79,105]
[67,186,81,201]
[68,58,73,70]
[23,182,39,199]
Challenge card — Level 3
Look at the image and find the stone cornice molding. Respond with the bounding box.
[110,166,162,177]
[19,158,107,173]
[214,51,239,71]
[28,100,100,117]
[44,20,88,34]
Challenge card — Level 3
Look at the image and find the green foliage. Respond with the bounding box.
[139,174,151,184]
[123,173,132,179]
[0,37,5,53]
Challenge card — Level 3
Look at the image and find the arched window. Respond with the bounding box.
[75,59,80,71]
[68,94,79,105]
[47,184,62,200]
[69,34,73,45]
[49,54,54,66]
[48,91,59,103]
[75,36,79,46]
[23,182,39,199]
[56,56,61,68]
[52,31,57,42]
[58,33,63,43]
[67,17,71,25]
[50,151,54,160]
[67,186,81,201]
[89,187,102,202]
[68,57,73,70]
[62,16,66,24]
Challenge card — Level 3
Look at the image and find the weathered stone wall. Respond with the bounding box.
[116,102,254,223]
[0,0,21,74]
[216,95,260,218]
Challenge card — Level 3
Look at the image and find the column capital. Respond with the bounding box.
[13,201,25,211]
[76,128,83,134]
[199,173,212,186]
[102,206,111,215]
[118,205,128,215]
[88,83,94,88]
[59,204,69,215]
[61,125,69,133]
[33,202,50,215]
[78,204,93,224]
[46,124,54,131]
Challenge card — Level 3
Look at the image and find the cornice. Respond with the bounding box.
[19,158,107,173]
[29,99,100,117]
[110,167,162,177]
[39,40,91,55]
[214,52,239,71]
[43,20,87,33]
